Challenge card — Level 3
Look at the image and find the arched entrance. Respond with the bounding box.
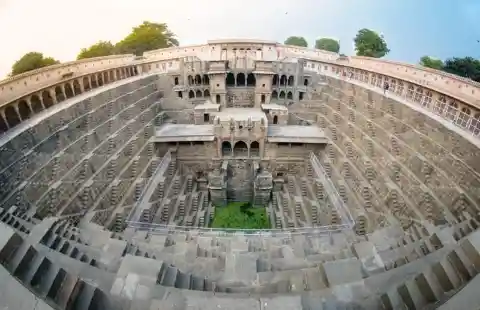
[91,76,98,88]
[195,90,202,98]
[272,90,278,99]
[272,74,279,86]
[5,105,20,128]
[204,89,210,97]
[73,80,82,95]
[195,75,202,85]
[97,74,104,86]
[216,94,221,104]
[304,79,308,86]
[65,83,74,99]
[279,91,285,99]
[31,95,43,113]
[250,141,260,156]
[226,72,235,86]
[83,77,91,91]
[42,91,53,108]
[287,91,293,100]
[261,94,266,103]
[188,76,194,85]
[246,73,256,86]
[55,86,65,102]
[273,115,278,124]
[280,75,287,86]
[288,76,294,86]
[18,100,31,120]
[221,141,232,156]
[189,90,195,99]
[174,77,179,85]
[233,141,248,157]
[203,75,210,85]
[236,73,245,86]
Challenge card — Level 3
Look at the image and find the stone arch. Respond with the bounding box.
[233,141,248,157]
[195,90,202,98]
[18,100,31,120]
[97,74,104,86]
[30,95,43,113]
[5,105,20,128]
[189,90,195,99]
[103,71,109,84]
[236,73,245,86]
[226,72,235,86]
[203,75,210,85]
[188,75,194,85]
[272,74,279,86]
[272,90,278,99]
[174,77,179,85]
[55,86,65,102]
[246,73,256,86]
[287,91,293,100]
[279,91,286,99]
[42,90,54,108]
[64,83,74,99]
[469,113,480,135]
[116,69,122,79]
[83,77,91,91]
[0,113,8,133]
[133,67,138,75]
[406,85,415,100]
[216,94,221,104]
[195,74,202,85]
[304,78,308,86]
[221,141,232,156]
[91,75,98,88]
[204,89,210,97]
[280,75,287,86]
[261,94,266,103]
[109,71,114,82]
[125,68,130,77]
[250,141,260,156]
[73,80,82,95]
[273,115,278,124]
[288,76,294,86]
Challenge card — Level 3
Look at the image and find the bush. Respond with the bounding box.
[211,202,270,229]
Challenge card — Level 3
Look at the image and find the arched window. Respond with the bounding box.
[188,75,194,85]
[226,72,235,86]
[195,75,202,85]
[221,141,232,156]
[304,79,308,86]
[279,91,286,99]
[42,90,54,108]
[272,74,279,86]
[247,73,256,86]
[406,85,415,101]
[261,94,266,103]
[55,86,65,102]
[376,75,383,88]
[64,83,74,99]
[203,75,210,85]
[456,107,471,128]
[5,105,20,128]
[434,95,447,115]
[204,89,210,97]
[174,77,179,85]
[189,90,195,99]
[236,73,245,86]
[233,141,248,157]
[422,91,432,108]
[280,75,287,86]
[73,80,82,95]
[216,94,221,104]
[83,77,91,91]
[446,100,458,120]
[196,90,202,98]
[390,79,397,93]
[272,90,278,99]
[288,76,294,86]
[414,87,423,103]
[273,115,278,124]
[396,81,404,96]
[250,141,260,156]
[371,74,377,86]
[287,91,293,100]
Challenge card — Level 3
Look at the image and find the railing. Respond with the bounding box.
[321,70,480,142]
[126,220,351,236]
[309,152,355,227]
[128,150,172,222]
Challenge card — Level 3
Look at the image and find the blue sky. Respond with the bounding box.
[0,0,478,78]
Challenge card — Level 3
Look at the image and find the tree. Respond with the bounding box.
[419,56,443,70]
[315,38,340,53]
[115,21,179,56]
[284,36,308,47]
[11,52,59,76]
[442,57,480,82]
[77,41,116,60]
[353,28,390,58]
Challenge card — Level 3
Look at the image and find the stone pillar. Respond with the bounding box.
[13,104,22,121]
[49,89,58,104]
[0,110,9,129]
[26,97,34,114]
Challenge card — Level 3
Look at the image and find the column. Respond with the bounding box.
[26,98,34,114]
[50,89,58,104]
[0,110,9,129]
[14,104,22,121]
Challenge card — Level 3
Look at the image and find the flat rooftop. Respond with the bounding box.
[194,101,220,111]
[153,124,214,142]
[213,108,267,122]
[267,125,328,144]
[261,104,288,111]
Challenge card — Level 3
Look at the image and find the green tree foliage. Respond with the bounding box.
[115,21,179,56]
[284,36,308,47]
[315,38,340,53]
[211,202,270,229]
[419,56,444,70]
[442,57,480,82]
[354,28,390,58]
[11,52,59,76]
[77,41,116,60]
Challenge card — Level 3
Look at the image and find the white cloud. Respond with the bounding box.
[0,0,351,78]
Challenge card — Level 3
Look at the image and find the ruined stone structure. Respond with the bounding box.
[0,39,480,309]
